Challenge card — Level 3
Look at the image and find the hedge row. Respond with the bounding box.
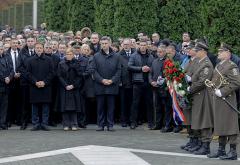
[44,0,240,53]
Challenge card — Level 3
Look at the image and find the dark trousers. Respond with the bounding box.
[7,80,21,124]
[20,85,31,125]
[62,112,77,127]
[85,97,97,124]
[49,81,61,125]
[130,83,153,126]
[120,87,132,125]
[77,94,86,126]
[96,95,115,128]
[32,103,49,127]
[153,89,172,128]
[0,92,8,126]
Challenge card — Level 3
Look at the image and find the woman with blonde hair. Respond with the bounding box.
[57,48,82,131]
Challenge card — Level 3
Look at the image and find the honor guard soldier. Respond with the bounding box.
[207,43,240,160]
[187,41,214,155]
[181,42,201,151]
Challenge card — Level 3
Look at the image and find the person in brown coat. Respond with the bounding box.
[207,44,240,160]
[181,42,201,151]
[187,42,214,155]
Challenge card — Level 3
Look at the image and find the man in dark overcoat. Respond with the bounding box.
[92,36,121,131]
[0,45,14,129]
[27,43,54,131]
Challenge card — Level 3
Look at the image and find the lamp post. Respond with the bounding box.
[33,0,38,29]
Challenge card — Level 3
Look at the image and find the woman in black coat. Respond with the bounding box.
[57,48,82,131]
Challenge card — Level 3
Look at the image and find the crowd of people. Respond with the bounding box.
[0,24,239,160]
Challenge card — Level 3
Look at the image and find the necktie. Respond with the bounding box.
[30,50,34,56]
[14,51,17,72]
[60,54,64,60]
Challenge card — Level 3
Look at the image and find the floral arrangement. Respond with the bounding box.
[163,58,191,113]
[163,59,188,97]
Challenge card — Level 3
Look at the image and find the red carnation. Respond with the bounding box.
[175,77,181,82]
[179,73,184,79]
[173,68,178,72]
[168,62,174,68]
[168,69,173,74]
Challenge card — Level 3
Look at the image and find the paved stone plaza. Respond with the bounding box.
[0,125,239,165]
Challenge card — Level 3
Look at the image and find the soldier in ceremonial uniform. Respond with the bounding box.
[181,42,201,151]
[187,42,214,155]
[207,44,240,160]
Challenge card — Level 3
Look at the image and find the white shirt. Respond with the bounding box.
[29,49,34,56]
[10,49,18,72]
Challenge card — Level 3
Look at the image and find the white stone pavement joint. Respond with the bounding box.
[0,145,239,164]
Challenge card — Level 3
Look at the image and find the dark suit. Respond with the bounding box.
[0,53,14,128]
[118,49,134,125]
[149,57,172,128]
[17,46,34,126]
[76,54,89,127]
[5,48,21,125]
[45,53,61,125]
[92,49,121,128]
[90,43,101,55]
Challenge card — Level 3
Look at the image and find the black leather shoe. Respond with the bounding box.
[121,123,127,127]
[96,127,104,131]
[107,127,115,132]
[41,125,50,131]
[173,126,182,133]
[49,122,57,127]
[20,125,27,130]
[137,121,143,125]
[161,127,172,133]
[130,123,136,129]
[151,125,161,130]
[0,124,8,130]
[78,124,87,129]
[31,125,40,131]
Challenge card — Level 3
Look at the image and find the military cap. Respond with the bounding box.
[186,41,195,50]
[219,43,232,52]
[194,41,208,51]
[71,41,82,48]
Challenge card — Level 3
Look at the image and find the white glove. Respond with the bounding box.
[215,89,222,97]
[187,86,190,92]
[157,76,165,86]
[185,75,192,82]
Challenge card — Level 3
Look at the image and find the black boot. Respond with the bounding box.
[219,144,238,160]
[207,143,226,158]
[180,138,193,150]
[194,142,210,155]
[188,139,201,152]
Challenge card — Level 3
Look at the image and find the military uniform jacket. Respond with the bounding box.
[210,60,240,136]
[183,57,199,125]
[189,56,214,130]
